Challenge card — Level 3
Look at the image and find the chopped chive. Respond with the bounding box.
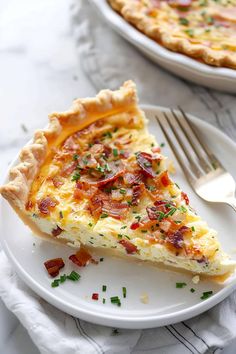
[160,142,165,147]
[60,274,67,283]
[121,225,127,229]
[122,287,127,298]
[104,131,112,139]
[99,233,104,237]
[100,213,109,219]
[200,291,213,300]
[113,148,118,157]
[110,296,121,306]
[179,17,189,25]
[59,211,63,219]
[102,285,107,292]
[100,258,104,262]
[147,185,156,191]
[51,280,60,287]
[103,298,106,304]
[191,226,195,232]
[73,153,79,160]
[190,288,195,293]
[141,230,148,233]
[135,215,141,221]
[71,172,81,181]
[88,222,93,227]
[117,234,123,238]
[119,188,126,195]
[176,282,187,288]
[67,271,80,281]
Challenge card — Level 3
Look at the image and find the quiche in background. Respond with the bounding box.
[108,0,236,69]
[0,80,235,278]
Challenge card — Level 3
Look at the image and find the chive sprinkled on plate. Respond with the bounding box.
[110,296,121,306]
[103,298,106,304]
[122,287,127,298]
[201,291,213,300]
[51,271,80,287]
[176,282,187,288]
[67,271,80,281]
[190,288,195,293]
[100,258,104,262]
[102,285,107,292]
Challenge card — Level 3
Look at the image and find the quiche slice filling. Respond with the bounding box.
[1,81,235,278]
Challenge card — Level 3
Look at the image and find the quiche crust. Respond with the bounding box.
[0,80,137,210]
[108,0,236,69]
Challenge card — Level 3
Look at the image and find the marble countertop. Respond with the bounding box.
[0,0,236,353]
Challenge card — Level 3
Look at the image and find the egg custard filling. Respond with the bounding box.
[1,80,235,278]
[108,0,236,69]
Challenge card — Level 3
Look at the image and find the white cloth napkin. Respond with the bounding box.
[1,1,236,353]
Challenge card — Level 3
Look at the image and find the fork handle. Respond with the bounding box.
[226,198,236,213]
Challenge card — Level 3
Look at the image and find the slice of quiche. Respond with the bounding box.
[1,80,235,277]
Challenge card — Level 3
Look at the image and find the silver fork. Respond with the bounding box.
[155,108,236,212]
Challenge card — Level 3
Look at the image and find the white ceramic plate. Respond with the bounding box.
[1,105,236,329]
[89,0,236,93]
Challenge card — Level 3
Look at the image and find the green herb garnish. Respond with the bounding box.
[100,213,109,219]
[122,287,127,298]
[201,291,213,300]
[102,285,107,292]
[179,17,189,25]
[190,288,195,293]
[71,172,81,181]
[176,282,187,288]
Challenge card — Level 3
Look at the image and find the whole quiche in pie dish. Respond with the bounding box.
[0,81,235,278]
[108,0,236,69]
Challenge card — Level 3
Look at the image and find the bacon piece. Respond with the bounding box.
[181,191,189,205]
[60,161,77,177]
[92,293,99,300]
[44,258,65,277]
[51,177,64,188]
[69,247,92,267]
[136,152,156,178]
[87,162,125,187]
[25,200,33,210]
[130,222,140,230]
[52,226,63,237]
[166,226,189,249]
[160,171,172,187]
[131,184,145,206]
[102,200,128,220]
[119,240,138,254]
[89,143,104,155]
[146,206,159,220]
[38,197,57,215]
[123,171,143,186]
[63,136,80,151]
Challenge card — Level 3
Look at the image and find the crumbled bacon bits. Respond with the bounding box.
[52,225,63,237]
[119,239,138,254]
[181,191,189,205]
[69,247,93,267]
[160,171,172,187]
[38,196,57,215]
[92,293,99,300]
[44,258,65,277]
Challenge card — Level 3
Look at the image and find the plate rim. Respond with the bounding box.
[89,0,236,85]
[1,104,236,329]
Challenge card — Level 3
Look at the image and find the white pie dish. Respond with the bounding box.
[89,0,236,93]
[0,105,236,329]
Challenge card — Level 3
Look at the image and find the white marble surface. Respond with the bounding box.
[0,0,236,353]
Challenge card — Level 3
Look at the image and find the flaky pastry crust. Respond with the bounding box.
[0,80,138,211]
[108,0,236,69]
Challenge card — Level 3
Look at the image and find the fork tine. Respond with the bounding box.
[164,111,204,178]
[155,113,197,187]
[176,107,223,171]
